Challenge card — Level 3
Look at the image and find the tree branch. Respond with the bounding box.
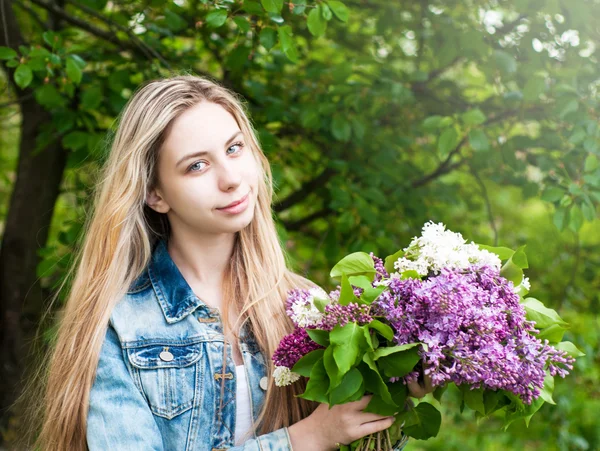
[23,0,171,67]
[273,167,335,213]
[470,164,498,246]
[280,207,333,231]
[64,0,171,68]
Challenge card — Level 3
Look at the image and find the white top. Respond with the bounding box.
[234,364,253,446]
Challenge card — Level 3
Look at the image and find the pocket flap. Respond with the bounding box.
[127,342,202,369]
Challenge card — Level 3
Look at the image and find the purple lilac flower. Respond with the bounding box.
[272,327,324,369]
[371,252,389,283]
[373,264,575,405]
[319,302,373,331]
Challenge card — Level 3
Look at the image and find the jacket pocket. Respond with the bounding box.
[126,342,202,420]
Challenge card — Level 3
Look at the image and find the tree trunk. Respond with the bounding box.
[0,0,68,443]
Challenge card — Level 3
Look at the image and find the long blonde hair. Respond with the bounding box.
[16,72,318,450]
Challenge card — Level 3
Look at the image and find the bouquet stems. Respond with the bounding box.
[351,429,406,451]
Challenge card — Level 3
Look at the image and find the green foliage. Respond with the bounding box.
[2,0,600,447]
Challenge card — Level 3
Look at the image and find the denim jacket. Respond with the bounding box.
[86,237,409,450]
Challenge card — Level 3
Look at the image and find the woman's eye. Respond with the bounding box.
[187,142,244,173]
[188,161,206,172]
[226,141,244,155]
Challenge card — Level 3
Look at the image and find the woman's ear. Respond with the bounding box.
[146,188,170,214]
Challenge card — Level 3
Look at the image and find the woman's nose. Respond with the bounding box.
[217,162,242,192]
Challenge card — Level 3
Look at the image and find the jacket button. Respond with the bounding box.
[159,350,174,362]
[259,376,268,390]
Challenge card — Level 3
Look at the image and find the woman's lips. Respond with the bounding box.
[217,193,249,214]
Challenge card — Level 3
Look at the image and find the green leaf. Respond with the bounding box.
[225,45,251,74]
[363,393,398,416]
[554,341,585,358]
[313,296,329,313]
[581,202,596,222]
[320,3,333,20]
[165,10,187,31]
[306,329,330,346]
[373,343,422,359]
[339,274,362,306]
[331,115,351,141]
[65,56,83,85]
[537,324,566,343]
[330,323,368,374]
[482,390,505,415]
[369,320,393,341]
[384,249,404,274]
[540,372,555,405]
[261,0,283,13]
[376,346,421,378]
[553,206,569,231]
[242,0,263,14]
[433,385,448,402]
[460,385,485,414]
[438,127,459,157]
[259,27,277,50]
[493,50,517,74]
[81,84,103,110]
[541,186,566,203]
[568,204,584,232]
[327,0,349,22]
[468,129,490,151]
[584,154,598,173]
[500,245,527,286]
[323,346,342,389]
[62,131,89,151]
[35,83,67,108]
[330,252,376,279]
[277,25,299,62]
[348,275,373,289]
[462,108,486,125]
[400,402,442,440]
[206,9,228,28]
[292,349,325,377]
[523,75,546,102]
[14,64,33,89]
[477,244,515,261]
[297,359,329,403]
[0,46,18,60]
[292,4,306,14]
[329,368,363,404]
[307,7,327,36]
[521,297,568,328]
[233,16,251,33]
[359,355,395,406]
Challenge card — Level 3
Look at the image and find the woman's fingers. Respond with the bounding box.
[356,415,396,438]
[407,379,427,398]
[357,411,396,425]
[348,394,373,410]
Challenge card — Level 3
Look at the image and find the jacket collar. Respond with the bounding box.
[148,238,210,324]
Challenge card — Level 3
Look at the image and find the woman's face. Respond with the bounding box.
[146,101,260,236]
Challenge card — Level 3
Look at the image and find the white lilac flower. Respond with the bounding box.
[273,366,301,387]
[285,287,329,328]
[520,277,531,291]
[392,221,502,277]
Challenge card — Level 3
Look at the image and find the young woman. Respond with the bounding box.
[22,74,430,450]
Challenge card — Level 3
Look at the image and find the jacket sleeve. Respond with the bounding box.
[228,428,409,451]
[86,323,165,450]
[228,426,293,450]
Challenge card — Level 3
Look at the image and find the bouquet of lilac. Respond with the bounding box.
[272,221,583,451]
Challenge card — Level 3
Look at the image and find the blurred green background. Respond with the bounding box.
[0,0,598,449]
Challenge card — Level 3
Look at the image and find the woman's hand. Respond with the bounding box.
[287,394,396,451]
[407,363,433,399]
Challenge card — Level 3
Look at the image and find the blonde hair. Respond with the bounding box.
[16,72,319,450]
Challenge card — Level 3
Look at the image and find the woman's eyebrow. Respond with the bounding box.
[175,130,243,168]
